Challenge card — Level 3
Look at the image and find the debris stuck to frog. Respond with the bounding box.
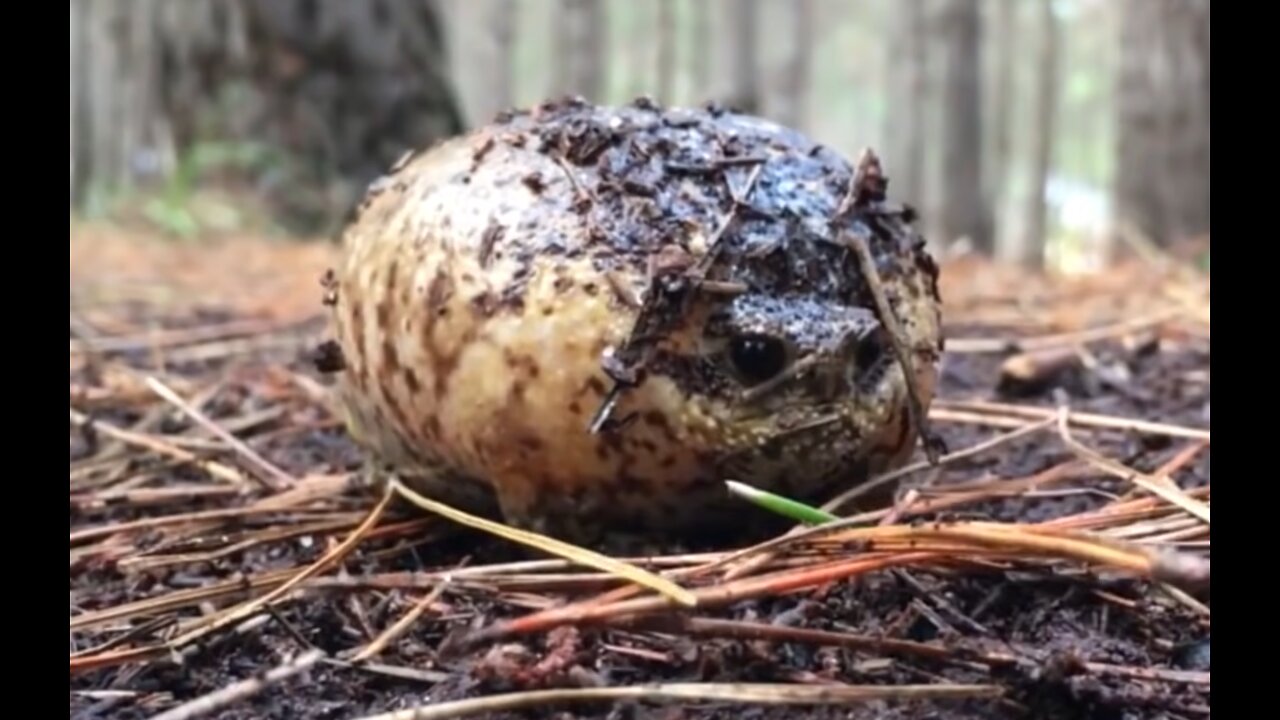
[317,97,944,545]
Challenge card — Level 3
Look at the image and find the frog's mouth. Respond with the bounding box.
[711,394,865,462]
[713,403,869,492]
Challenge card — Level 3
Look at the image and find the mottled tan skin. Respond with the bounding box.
[323,98,943,545]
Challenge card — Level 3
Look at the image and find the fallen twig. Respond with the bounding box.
[348,583,448,662]
[164,486,393,650]
[346,682,1003,720]
[69,408,249,487]
[69,317,310,355]
[147,649,324,720]
[1054,407,1210,524]
[944,309,1183,354]
[932,399,1210,441]
[144,376,295,490]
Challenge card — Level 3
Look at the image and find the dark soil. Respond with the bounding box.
[70,299,1210,719]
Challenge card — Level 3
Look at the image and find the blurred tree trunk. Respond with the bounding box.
[727,0,760,113]
[70,0,464,233]
[490,0,515,113]
[987,0,1015,218]
[656,0,675,103]
[777,0,813,131]
[70,0,80,208]
[442,0,514,125]
[1014,0,1059,269]
[71,0,176,209]
[555,0,604,100]
[884,0,927,214]
[1115,0,1211,247]
[1204,9,1210,230]
[935,0,988,251]
[689,0,711,102]
[239,0,464,203]
[620,0,648,99]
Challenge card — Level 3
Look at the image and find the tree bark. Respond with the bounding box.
[555,0,604,101]
[937,0,988,251]
[1115,0,1211,246]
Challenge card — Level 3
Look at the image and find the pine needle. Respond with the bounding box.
[726,480,839,525]
[386,476,698,608]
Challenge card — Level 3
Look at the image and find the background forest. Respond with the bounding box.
[69,0,1210,273]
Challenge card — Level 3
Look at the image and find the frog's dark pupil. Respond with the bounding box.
[729,335,788,385]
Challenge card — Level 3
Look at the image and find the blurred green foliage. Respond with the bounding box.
[142,141,280,238]
[81,140,290,240]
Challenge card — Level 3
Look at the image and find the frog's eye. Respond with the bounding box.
[854,326,888,371]
[727,334,790,386]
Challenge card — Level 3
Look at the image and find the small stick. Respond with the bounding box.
[69,408,249,487]
[69,317,305,354]
[69,616,174,659]
[1054,408,1210,524]
[718,418,1057,582]
[164,486,393,650]
[147,649,324,720]
[345,682,1003,720]
[997,347,1083,391]
[348,583,448,662]
[69,506,358,546]
[145,376,295,490]
[552,156,597,205]
[71,484,243,510]
[840,226,941,463]
[933,399,1211,440]
[589,162,763,432]
[820,416,1056,515]
[943,309,1183,354]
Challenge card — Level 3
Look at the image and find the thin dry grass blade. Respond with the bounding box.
[388,476,697,608]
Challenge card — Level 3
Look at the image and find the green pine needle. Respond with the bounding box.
[725,480,839,526]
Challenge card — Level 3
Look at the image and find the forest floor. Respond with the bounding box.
[70,225,1210,720]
